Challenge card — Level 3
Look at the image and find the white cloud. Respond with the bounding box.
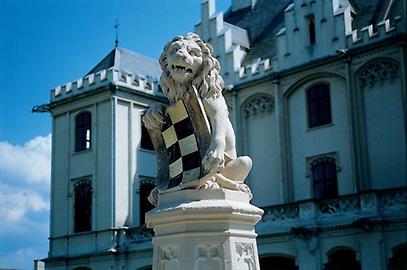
[0,134,51,184]
[0,182,49,222]
[0,247,48,270]
[0,135,51,269]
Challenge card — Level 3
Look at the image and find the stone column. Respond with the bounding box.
[146,189,264,270]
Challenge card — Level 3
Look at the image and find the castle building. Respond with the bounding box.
[41,0,407,269]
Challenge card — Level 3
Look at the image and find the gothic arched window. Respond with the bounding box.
[307,83,332,128]
[260,256,298,270]
[141,123,154,151]
[75,111,92,152]
[139,180,156,225]
[312,159,338,200]
[324,248,361,270]
[74,180,92,233]
[388,243,407,270]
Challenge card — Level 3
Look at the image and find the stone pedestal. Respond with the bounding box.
[146,189,264,270]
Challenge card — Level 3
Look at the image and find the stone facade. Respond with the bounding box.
[42,0,407,269]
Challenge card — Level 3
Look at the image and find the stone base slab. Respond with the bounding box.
[146,189,264,270]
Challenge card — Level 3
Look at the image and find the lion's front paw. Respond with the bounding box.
[202,149,225,174]
[237,183,253,198]
[142,104,166,130]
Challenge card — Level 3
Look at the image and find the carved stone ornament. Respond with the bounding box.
[358,60,399,88]
[143,33,252,204]
[236,242,256,270]
[262,204,299,222]
[318,195,360,216]
[158,246,179,269]
[196,244,223,270]
[243,95,274,118]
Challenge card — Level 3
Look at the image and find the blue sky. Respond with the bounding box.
[0,0,230,269]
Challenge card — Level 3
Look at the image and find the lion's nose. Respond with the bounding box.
[176,51,187,61]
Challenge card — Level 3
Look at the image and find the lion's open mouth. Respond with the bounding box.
[171,64,193,74]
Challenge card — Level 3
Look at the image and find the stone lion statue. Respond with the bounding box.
[143,33,252,202]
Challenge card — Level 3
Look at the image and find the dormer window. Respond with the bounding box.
[308,15,316,45]
[75,112,92,152]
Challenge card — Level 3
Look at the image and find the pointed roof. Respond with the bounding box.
[86,47,161,80]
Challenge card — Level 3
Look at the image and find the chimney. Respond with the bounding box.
[231,0,258,12]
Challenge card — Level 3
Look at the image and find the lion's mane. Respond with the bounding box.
[159,33,224,102]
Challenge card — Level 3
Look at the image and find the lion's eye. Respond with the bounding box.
[190,50,200,57]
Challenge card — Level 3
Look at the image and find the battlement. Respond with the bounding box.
[272,0,355,70]
[238,58,273,81]
[346,17,402,47]
[195,0,249,85]
[51,68,163,102]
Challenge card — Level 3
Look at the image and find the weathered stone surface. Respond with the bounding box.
[143,33,252,199]
[146,189,264,270]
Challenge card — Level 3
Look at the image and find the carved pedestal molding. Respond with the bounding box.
[146,189,263,270]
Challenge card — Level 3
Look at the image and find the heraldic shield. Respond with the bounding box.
[145,88,211,192]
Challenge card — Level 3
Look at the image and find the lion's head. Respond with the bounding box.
[159,33,224,103]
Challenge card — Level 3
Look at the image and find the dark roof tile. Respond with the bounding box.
[224,0,402,65]
[87,47,161,80]
[224,0,292,64]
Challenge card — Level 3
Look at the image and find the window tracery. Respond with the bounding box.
[243,95,274,118]
[358,60,399,88]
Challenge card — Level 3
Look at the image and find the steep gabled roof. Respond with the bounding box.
[224,0,402,65]
[224,0,292,65]
[352,0,402,29]
[86,47,161,80]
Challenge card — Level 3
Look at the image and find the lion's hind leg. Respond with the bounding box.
[221,156,252,183]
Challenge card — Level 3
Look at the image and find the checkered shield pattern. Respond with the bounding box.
[162,100,203,188]
[145,89,211,192]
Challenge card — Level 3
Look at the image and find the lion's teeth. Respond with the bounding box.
[171,64,188,71]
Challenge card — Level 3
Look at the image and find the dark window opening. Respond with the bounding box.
[388,244,407,270]
[75,112,91,152]
[312,160,338,200]
[324,249,361,270]
[74,180,92,233]
[141,124,154,151]
[307,84,332,128]
[139,182,155,225]
[260,256,298,270]
[308,16,316,45]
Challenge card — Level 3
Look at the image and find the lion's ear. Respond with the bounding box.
[205,42,214,55]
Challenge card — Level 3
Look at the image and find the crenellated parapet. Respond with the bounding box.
[195,0,250,85]
[346,16,402,47]
[51,68,163,102]
[213,0,403,84]
[237,57,274,82]
[274,0,354,70]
